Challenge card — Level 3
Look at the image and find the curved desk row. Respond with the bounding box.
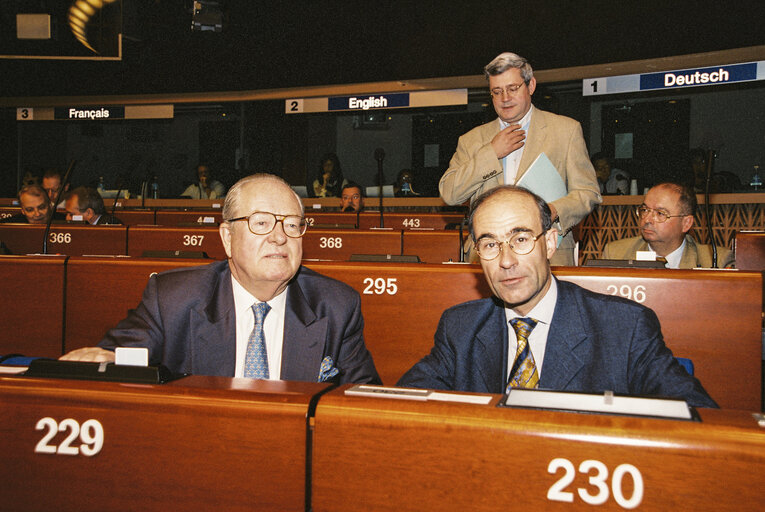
[0,255,760,410]
[1,375,763,511]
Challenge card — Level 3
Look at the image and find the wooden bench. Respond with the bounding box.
[401,230,464,263]
[154,209,224,226]
[735,231,765,270]
[302,229,402,260]
[126,225,225,259]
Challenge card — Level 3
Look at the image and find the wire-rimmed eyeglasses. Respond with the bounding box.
[490,82,527,97]
[635,206,689,224]
[474,230,546,260]
[225,211,307,238]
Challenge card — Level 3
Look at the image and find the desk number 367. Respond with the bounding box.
[34,417,104,456]
[547,458,643,509]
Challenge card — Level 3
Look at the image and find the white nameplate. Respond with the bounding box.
[114,347,149,367]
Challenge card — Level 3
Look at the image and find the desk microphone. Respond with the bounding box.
[704,149,718,268]
[110,174,127,224]
[374,148,385,228]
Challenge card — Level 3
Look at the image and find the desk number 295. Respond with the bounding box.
[547,458,643,509]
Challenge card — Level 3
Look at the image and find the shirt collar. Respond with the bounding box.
[499,104,534,131]
[505,274,557,325]
[231,274,288,313]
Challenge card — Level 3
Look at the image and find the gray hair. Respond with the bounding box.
[222,173,304,221]
[484,52,534,83]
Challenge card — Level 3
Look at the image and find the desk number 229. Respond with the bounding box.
[35,417,104,456]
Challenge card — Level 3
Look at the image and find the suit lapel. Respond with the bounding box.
[280,276,325,382]
[472,300,509,393]
[516,107,546,181]
[539,280,589,390]
[191,262,237,376]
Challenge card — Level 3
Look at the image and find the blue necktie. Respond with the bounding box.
[244,302,271,379]
[506,317,539,392]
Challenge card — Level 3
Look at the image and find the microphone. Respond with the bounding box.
[704,149,718,268]
[110,174,127,224]
[43,160,76,254]
[374,148,385,228]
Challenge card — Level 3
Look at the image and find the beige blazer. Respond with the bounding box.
[602,235,735,268]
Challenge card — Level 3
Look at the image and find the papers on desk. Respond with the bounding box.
[500,389,694,420]
[0,366,27,375]
[345,385,493,405]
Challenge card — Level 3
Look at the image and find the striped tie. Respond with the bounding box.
[244,302,271,379]
[506,317,539,392]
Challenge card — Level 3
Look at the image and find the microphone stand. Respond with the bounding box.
[376,155,384,228]
[43,160,76,254]
[705,149,718,268]
[110,177,125,224]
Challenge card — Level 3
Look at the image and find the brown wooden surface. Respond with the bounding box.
[735,231,765,270]
[0,375,328,511]
[0,224,128,256]
[64,256,210,352]
[110,208,155,225]
[0,255,66,357]
[356,212,465,230]
[401,230,463,263]
[154,209,224,226]
[126,225,226,258]
[0,206,18,220]
[302,229,402,260]
[304,262,762,410]
[312,386,765,511]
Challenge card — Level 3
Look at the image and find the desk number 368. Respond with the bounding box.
[34,417,104,456]
[547,458,643,509]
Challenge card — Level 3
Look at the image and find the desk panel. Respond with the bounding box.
[0,376,327,511]
[555,267,762,411]
[313,388,765,511]
[154,209,223,226]
[0,224,127,256]
[0,255,66,357]
[64,256,210,352]
[302,229,402,260]
[735,231,765,270]
[127,225,226,259]
[0,206,18,220]
[111,209,155,225]
[401,230,463,263]
[305,263,761,409]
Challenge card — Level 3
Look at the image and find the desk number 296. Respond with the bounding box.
[547,458,643,509]
[35,417,104,456]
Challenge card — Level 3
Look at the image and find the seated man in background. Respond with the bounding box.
[41,168,68,208]
[340,181,364,212]
[398,185,717,408]
[0,184,64,224]
[64,186,122,225]
[602,182,734,268]
[61,173,381,384]
[181,163,226,199]
[591,152,629,195]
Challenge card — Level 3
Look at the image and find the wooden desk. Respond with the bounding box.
[154,209,223,226]
[735,231,765,270]
[0,255,66,358]
[302,229,402,260]
[64,256,210,352]
[401,230,463,263]
[304,262,761,410]
[312,387,765,511]
[0,206,18,220]
[0,375,329,511]
[0,224,127,256]
[127,225,226,259]
[357,212,465,230]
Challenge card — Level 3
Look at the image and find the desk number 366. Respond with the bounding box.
[34,417,104,456]
[547,458,643,509]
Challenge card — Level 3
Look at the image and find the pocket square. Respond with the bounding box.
[318,356,340,382]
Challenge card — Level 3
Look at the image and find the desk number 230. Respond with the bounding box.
[35,417,104,456]
[547,458,643,509]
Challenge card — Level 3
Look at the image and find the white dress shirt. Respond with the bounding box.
[656,238,686,269]
[231,275,287,379]
[501,106,534,184]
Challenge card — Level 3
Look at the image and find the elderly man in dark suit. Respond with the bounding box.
[398,185,716,408]
[62,173,380,384]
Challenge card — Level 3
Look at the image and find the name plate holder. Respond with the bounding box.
[23,359,186,384]
[499,388,697,421]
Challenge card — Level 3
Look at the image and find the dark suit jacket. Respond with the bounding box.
[99,260,381,384]
[398,279,717,408]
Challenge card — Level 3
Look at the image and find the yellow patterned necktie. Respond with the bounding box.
[506,317,539,392]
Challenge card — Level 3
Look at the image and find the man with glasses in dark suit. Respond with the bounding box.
[62,173,380,384]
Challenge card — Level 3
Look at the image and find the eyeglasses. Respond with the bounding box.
[226,211,307,238]
[635,206,689,223]
[475,230,546,260]
[490,82,526,97]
